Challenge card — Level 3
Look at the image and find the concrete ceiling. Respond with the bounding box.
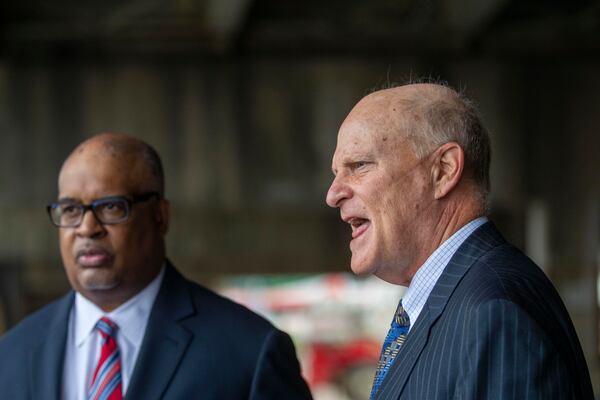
[1,0,599,57]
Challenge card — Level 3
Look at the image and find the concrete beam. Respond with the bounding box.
[441,0,509,39]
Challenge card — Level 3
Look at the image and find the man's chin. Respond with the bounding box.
[350,256,376,277]
[83,281,119,291]
[78,270,119,292]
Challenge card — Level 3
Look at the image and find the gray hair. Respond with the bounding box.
[401,85,491,207]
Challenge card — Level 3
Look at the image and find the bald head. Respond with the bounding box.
[344,83,491,204]
[60,133,165,197]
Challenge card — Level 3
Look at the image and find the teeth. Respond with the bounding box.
[349,218,367,227]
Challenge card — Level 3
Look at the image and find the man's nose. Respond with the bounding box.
[75,209,105,237]
[326,176,352,208]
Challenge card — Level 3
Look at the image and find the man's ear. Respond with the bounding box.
[156,198,170,235]
[431,142,464,200]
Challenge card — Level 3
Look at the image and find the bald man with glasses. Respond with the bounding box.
[0,133,312,400]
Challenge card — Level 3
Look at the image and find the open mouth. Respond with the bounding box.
[349,217,370,239]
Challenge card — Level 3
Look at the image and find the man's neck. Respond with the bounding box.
[431,195,484,250]
[402,198,484,286]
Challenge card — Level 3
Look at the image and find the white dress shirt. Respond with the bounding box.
[402,217,488,331]
[62,266,165,400]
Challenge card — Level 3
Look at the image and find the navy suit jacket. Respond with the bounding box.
[376,222,593,400]
[0,263,313,400]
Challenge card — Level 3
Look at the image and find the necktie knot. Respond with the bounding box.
[393,300,410,327]
[96,316,118,339]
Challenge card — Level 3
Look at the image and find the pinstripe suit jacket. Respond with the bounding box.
[376,222,594,400]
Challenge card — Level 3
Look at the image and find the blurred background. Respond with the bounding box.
[0,0,599,398]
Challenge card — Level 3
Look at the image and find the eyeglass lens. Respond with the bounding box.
[52,198,129,227]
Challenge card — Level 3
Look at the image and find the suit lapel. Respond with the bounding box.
[30,292,74,400]
[376,222,505,399]
[375,306,432,400]
[125,263,195,400]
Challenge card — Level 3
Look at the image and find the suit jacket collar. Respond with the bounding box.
[30,292,74,400]
[125,261,195,400]
[28,261,193,400]
[376,222,506,399]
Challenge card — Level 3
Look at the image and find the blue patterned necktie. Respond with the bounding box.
[370,299,411,399]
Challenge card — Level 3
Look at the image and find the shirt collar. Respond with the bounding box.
[402,217,488,329]
[73,264,165,347]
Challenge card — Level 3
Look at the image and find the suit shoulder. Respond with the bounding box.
[456,243,576,342]
[475,244,558,296]
[184,279,276,333]
[452,242,571,325]
[0,292,72,352]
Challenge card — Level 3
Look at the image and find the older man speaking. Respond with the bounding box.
[326,83,593,400]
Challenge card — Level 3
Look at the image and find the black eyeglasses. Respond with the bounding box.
[47,192,160,228]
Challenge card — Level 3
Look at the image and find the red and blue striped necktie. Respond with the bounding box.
[88,317,122,400]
